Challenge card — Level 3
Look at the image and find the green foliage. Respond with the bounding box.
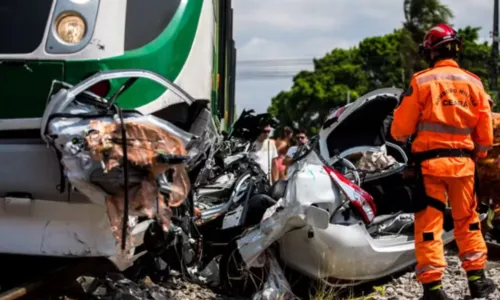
[458,26,491,84]
[401,0,454,75]
[268,0,498,133]
[267,47,367,131]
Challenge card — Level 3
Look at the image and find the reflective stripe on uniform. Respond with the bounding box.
[416,73,484,88]
[459,251,486,262]
[418,122,493,152]
[417,122,473,135]
[415,265,446,276]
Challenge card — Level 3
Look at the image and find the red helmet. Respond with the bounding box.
[419,24,462,65]
[421,23,462,51]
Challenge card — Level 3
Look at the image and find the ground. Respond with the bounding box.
[368,250,500,300]
[172,250,500,300]
[116,249,500,300]
[5,247,500,299]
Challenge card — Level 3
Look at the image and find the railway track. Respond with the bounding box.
[1,241,500,300]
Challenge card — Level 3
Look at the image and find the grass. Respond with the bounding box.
[308,282,379,300]
[276,272,382,300]
[274,246,390,300]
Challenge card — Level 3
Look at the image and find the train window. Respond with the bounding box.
[124,0,181,51]
[0,0,53,53]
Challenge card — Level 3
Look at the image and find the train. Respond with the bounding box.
[0,0,236,269]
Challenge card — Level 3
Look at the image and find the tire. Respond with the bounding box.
[219,239,268,297]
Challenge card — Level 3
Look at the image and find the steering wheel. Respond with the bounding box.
[332,157,362,186]
[290,137,362,186]
[291,136,319,163]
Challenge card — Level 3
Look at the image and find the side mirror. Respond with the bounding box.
[305,206,329,230]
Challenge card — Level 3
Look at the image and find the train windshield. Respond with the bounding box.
[125,0,181,51]
[0,1,54,53]
[0,0,181,54]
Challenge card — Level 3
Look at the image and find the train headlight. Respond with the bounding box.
[55,13,86,44]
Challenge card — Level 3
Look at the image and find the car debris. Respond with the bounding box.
[41,71,197,269]
[252,250,295,300]
[86,120,190,242]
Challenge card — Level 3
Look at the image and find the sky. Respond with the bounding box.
[232,0,493,114]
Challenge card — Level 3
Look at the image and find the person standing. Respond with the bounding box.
[391,24,496,299]
[277,126,293,146]
[283,129,308,166]
[249,122,278,183]
[272,140,288,182]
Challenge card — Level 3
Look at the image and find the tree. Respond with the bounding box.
[403,0,453,42]
[359,30,405,90]
[458,26,500,111]
[268,32,402,134]
[401,0,453,76]
[458,26,491,84]
[267,1,496,131]
[267,48,364,133]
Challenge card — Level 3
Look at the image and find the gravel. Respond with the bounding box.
[124,250,500,300]
[58,247,500,300]
[369,249,500,300]
[76,250,500,300]
[69,273,247,300]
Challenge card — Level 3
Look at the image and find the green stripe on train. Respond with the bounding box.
[65,0,203,109]
[0,0,202,119]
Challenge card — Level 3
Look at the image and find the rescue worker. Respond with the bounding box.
[391,23,497,299]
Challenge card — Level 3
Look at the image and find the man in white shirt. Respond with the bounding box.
[284,129,309,166]
[286,145,298,159]
[249,123,278,181]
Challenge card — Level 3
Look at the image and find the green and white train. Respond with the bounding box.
[0,0,235,268]
[0,0,236,129]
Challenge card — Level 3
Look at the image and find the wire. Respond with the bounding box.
[235,53,491,81]
[115,104,130,251]
[236,55,403,66]
[234,55,412,81]
[237,58,314,66]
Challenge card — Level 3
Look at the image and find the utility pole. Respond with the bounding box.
[491,0,499,101]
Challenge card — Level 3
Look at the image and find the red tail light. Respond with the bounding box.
[323,166,377,223]
[87,80,111,97]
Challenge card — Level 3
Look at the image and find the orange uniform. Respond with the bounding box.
[391,59,493,284]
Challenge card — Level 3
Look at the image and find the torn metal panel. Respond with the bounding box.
[0,70,215,269]
[84,119,190,205]
[47,107,192,265]
[236,204,304,268]
[252,250,295,300]
[235,158,330,267]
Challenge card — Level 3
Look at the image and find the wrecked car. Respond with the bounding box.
[192,110,279,260]
[219,88,492,296]
[136,109,279,283]
[0,70,210,271]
